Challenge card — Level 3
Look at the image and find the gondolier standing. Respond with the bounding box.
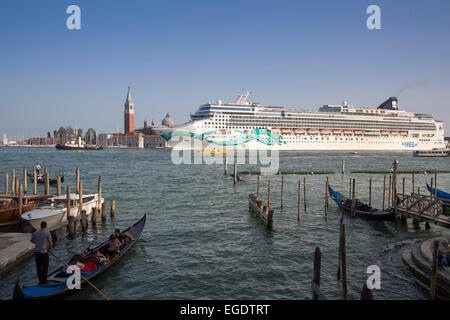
[34,163,41,175]
[30,221,53,284]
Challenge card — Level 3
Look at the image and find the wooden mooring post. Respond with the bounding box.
[430,240,439,300]
[388,175,392,208]
[56,176,61,196]
[79,180,87,232]
[102,202,107,222]
[23,168,27,194]
[382,175,386,210]
[97,176,102,212]
[360,283,373,300]
[267,180,271,210]
[18,184,23,215]
[412,172,415,197]
[351,178,356,217]
[110,199,116,217]
[76,167,80,194]
[67,185,75,237]
[233,164,237,185]
[402,177,405,202]
[11,169,15,196]
[14,177,19,197]
[303,177,306,211]
[312,247,322,300]
[340,223,347,300]
[33,168,37,195]
[91,207,97,227]
[341,159,345,175]
[430,178,434,200]
[44,168,49,196]
[4,173,8,195]
[324,176,329,219]
[368,178,372,208]
[297,179,301,223]
[256,175,261,200]
[224,158,228,175]
[280,175,284,209]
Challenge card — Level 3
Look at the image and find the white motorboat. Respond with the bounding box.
[21,193,104,231]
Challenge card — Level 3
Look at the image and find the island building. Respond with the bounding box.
[98,87,171,149]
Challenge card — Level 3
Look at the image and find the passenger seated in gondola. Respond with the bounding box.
[107,234,120,258]
[94,250,108,264]
[115,229,125,245]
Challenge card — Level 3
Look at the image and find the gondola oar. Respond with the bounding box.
[49,251,110,300]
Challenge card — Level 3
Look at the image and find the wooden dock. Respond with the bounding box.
[396,193,450,228]
[248,193,273,228]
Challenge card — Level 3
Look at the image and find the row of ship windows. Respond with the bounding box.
[203,125,434,131]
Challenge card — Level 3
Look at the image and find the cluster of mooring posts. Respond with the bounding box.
[3,167,116,237]
[245,172,309,228]
[311,244,373,300]
[232,158,449,299]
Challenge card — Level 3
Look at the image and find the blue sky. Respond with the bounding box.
[1,0,450,138]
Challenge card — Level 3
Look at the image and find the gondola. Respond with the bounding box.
[426,184,450,202]
[28,172,64,185]
[13,214,146,299]
[328,185,395,221]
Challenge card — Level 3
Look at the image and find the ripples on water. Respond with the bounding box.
[0,148,449,300]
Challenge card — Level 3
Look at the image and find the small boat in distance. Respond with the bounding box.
[413,149,449,157]
[56,137,103,151]
[14,215,146,299]
[328,185,395,221]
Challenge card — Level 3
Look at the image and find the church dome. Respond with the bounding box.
[162,113,174,127]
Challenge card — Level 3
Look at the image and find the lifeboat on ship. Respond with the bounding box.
[390,131,399,136]
[307,129,319,135]
[320,129,331,135]
[381,131,390,136]
[353,130,363,135]
[400,131,408,136]
[281,128,291,134]
[293,128,305,134]
[332,129,342,135]
[343,130,353,135]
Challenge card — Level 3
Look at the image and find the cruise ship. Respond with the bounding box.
[152,90,445,151]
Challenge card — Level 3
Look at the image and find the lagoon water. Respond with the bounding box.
[1,147,450,300]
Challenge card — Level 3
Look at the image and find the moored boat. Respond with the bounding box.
[0,201,34,226]
[21,193,103,231]
[328,185,395,221]
[426,184,450,203]
[13,215,146,299]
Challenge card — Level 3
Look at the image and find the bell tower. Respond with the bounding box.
[124,86,134,134]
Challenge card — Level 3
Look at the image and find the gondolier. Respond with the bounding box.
[34,163,41,174]
[30,221,53,284]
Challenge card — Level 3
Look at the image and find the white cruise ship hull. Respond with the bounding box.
[154,125,445,151]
